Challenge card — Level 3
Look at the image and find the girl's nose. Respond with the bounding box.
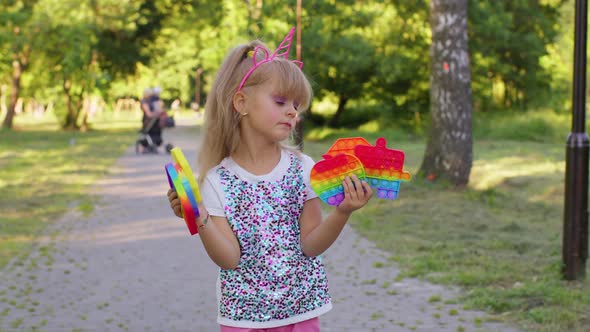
[286,104,298,118]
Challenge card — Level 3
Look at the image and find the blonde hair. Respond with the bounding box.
[197,39,313,183]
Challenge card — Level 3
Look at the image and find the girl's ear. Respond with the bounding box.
[232,91,247,114]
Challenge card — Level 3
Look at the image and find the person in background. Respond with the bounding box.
[139,87,163,152]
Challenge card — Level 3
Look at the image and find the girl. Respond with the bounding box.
[167,28,373,331]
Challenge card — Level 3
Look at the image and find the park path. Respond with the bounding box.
[0,117,522,332]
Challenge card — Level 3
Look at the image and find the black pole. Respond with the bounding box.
[563,0,589,280]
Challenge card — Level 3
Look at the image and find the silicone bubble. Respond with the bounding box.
[310,153,366,206]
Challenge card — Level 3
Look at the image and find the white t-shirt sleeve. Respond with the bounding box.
[301,153,318,201]
[201,170,226,217]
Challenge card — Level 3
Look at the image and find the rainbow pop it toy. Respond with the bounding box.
[354,137,411,200]
[170,148,202,202]
[310,153,366,206]
[324,137,370,157]
[310,137,411,205]
[165,147,202,235]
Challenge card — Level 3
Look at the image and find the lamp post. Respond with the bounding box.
[563,0,589,280]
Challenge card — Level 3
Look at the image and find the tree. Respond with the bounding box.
[302,0,378,127]
[419,0,473,186]
[37,0,99,130]
[468,0,565,111]
[30,0,172,129]
[0,0,40,130]
[133,0,224,102]
[369,1,430,123]
[321,33,376,127]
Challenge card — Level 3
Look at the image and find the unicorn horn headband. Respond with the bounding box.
[237,27,304,92]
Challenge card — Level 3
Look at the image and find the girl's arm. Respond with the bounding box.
[299,174,373,257]
[196,209,241,270]
[167,189,241,269]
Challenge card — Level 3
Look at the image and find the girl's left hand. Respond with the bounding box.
[337,174,373,214]
[167,188,183,218]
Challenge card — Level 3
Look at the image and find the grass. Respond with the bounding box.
[0,110,140,268]
[303,109,590,332]
[1,107,588,331]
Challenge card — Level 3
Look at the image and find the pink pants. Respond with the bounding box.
[220,318,320,332]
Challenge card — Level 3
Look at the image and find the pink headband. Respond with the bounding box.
[236,27,304,92]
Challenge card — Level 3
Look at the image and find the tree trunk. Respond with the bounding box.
[328,96,349,128]
[74,91,85,131]
[63,79,77,130]
[419,0,473,186]
[2,60,23,130]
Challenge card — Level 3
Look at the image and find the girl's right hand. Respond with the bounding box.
[337,174,373,214]
[167,188,183,218]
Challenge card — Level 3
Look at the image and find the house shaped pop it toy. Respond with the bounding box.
[354,137,411,200]
[311,137,411,205]
[310,153,366,206]
[324,137,370,157]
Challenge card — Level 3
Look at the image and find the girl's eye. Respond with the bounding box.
[273,97,287,105]
[273,96,300,111]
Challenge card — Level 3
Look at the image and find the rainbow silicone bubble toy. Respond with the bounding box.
[165,147,202,235]
[310,153,366,206]
[354,137,412,200]
[171,148,202,202]
[324,137,370,158]
[310,137,411,205]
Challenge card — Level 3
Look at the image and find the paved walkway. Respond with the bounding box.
[0,117,522,332]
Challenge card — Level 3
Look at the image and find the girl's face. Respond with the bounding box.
[243,79,300,142]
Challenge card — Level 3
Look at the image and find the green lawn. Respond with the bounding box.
[1,109,588,331]
[303,122,589,332]
[0,111,139,268]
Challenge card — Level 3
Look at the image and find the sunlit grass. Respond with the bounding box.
[0,111,136,268]
[9,109,61,131]
[303,110,589,332]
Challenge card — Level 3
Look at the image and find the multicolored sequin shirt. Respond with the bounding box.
[201,149,332,328]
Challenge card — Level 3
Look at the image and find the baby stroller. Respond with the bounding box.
[135,111,175,154]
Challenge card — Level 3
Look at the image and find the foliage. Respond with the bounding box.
[468,0,566,111]
[0,0,574,129]
[0,0,40,64]
[473,109,571,142]
[93,0,160,77]
[302,1,378,110]
[367,1,430,118]
[540,0,576,112]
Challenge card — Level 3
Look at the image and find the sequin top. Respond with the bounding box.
[201,149,332,328]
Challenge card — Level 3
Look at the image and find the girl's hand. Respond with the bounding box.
[167,188,183,218]
[337,175,373,214]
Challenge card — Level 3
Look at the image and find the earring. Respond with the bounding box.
[241,112,248,117]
